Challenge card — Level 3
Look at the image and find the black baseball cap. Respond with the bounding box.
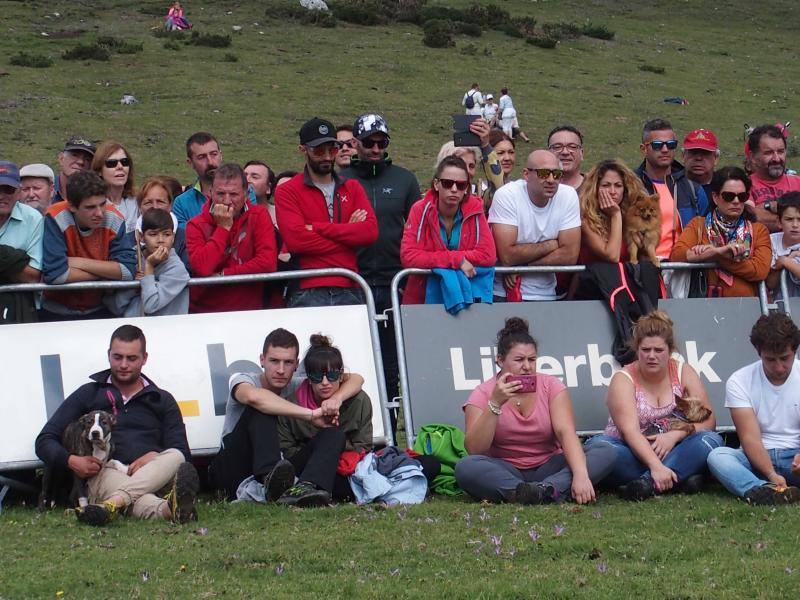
[63,135,96,155]
[299,117,338,147]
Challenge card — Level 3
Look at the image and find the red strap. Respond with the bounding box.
[609,262,635,311]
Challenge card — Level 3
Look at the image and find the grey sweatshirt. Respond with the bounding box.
[112,249,190,317]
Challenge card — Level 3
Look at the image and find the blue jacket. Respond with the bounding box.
[635,160,709,228]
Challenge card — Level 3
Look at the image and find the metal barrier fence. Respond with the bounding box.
[390,263,772,445]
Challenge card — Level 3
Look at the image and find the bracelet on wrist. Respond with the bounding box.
[487,401,502,415]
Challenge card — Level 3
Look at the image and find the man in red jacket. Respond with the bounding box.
[275,117,378,307]
[186,163,277,312]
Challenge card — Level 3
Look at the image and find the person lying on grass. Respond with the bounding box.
[455,317,616,505]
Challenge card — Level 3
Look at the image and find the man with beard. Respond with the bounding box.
[275,117,378,307]
[747,125,800,232]
[53,135,96,204]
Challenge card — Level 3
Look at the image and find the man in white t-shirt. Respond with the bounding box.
[707,313,800,505]
[488,149,581,301]
[462,83,484,116]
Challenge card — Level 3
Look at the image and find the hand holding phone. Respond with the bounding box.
[452,114,481,147]
[506,374,537,393]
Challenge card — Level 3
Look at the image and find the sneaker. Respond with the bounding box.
[619,476,655,501]
[164,462,200,524]
[263,459,295,502]
[744,484,800,506]
[677,473,705,495]
[75,500,118,526]
[514,482,555,505]
[276,481,331,508]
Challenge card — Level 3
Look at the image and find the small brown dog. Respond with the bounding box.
[623,194,662,267]
[642,392,712,436]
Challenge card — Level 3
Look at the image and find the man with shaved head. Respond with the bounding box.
[488,149,581,301]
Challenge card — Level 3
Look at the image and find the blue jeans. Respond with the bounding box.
[586,431,723,487]
[707,446,800,497]
[286,287,364,308]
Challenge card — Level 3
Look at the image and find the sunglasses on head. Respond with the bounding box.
[648,140,678,151]
[307,369,343,384]
[437,178,470,192]
[360,138,390,150]
[719,191,749,203]
[307,143,340,157]
[528,168,564,180]
[105,157,131,168]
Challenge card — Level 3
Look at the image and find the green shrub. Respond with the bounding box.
[455,21,482,37]
[422,19,454,48]
[639,64,665,74]
[222,52,239,63]
[62,43,111,61]
[389,0,427,22]
[186,31,232,48]
[9,52,53,68]
[153,28,188,39]
[460,43,478,56]
[542,21,582,40]
[526,35,559,49]
[511,16,537,36]
[418,5,466,24]
[93,35,144,54]
[163,39,181,51]
[499,22,523,38]
[581,21,615,40]
[480,3,512,28]
[329,0,387,25]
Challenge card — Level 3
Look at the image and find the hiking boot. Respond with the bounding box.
[744,484,800,506]
[75,500,118,526]
[619,476,655,501]
[677,473,705,495]
[514,482,555,505]
[263,459,295,502]
[165,462,200,524]
[276,481,331,508]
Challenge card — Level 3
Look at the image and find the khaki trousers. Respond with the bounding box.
[88,448,185,519]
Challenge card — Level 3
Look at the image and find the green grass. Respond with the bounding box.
[1,0,798,183]
[2,492,800,597]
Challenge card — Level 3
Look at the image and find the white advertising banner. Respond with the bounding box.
[0,306,382,469]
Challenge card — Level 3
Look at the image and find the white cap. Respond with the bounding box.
[485,94,494,100]
[20,163,55,184]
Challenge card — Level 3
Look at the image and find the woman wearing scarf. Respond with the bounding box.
[670,166,771,297]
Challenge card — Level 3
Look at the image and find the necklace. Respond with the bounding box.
[515,400,522,407]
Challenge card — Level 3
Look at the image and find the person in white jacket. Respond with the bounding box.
[462,83,484,116]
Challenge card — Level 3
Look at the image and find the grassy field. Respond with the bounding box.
[2,491,800,598]
[1,0,799,186]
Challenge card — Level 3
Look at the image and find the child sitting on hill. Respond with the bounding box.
[112,208,190,316]
[165,1,192,31]
[767,192,800,302]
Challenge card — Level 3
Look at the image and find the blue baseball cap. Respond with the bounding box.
[0,161,21,188]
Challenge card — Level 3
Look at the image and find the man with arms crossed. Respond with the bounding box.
[35,325,198,525]
[707,313,800,505]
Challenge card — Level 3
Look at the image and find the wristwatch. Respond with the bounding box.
[764,201,773,213]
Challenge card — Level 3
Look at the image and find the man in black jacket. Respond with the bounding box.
[339,113,421,413]
[35,324,198,526]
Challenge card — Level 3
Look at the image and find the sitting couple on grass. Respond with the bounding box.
[456,312,723,504]
[210,328,438,507]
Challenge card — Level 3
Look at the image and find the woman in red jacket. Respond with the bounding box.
[400,156,496,304]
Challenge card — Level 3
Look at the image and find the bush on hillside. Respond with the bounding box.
[62,43,111,61]
[526,35,559,49]
[582,21,615,40]
[222,52,238,62]
[422,19,454,48]
[163,39,181,51]
[389,0,427,22]
[329,0,387,25]
[639,64,665,74]
[418,5,467,25]
[454,21,482,37]
[9,52,53,68]
[185,31,232,48]
[97,36,144,54]
[465,2,511,29]
[153,28,188,39]
[270,0,337,26]
[511,16,537,37]
[542,21,582,40]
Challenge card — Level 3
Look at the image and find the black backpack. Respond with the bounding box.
[464,91,475,109]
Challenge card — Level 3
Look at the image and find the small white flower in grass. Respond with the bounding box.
[528,528,540,542]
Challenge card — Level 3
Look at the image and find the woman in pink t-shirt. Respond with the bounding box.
[454,317,616,504]
[585,310,722,500]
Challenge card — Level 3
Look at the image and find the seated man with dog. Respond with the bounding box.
[209,327,363,505]
[35,324,198,526]
[707,313,800,505]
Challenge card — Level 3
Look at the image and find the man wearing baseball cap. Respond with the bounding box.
[339,113,420,418]
[275,117,378,307]
[19,163,55,214]
[0,160,44,322]
[53,134,96,204]
[683,128,719,200]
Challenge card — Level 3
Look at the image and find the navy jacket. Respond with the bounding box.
[635,159,709,228]
[35,370,190,468]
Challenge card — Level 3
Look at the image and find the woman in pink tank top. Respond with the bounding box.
[454,317,616,505]
[586,310,722,500]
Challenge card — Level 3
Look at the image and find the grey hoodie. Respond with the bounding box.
[112,249,190,316]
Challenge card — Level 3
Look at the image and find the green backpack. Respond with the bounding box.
[412,423,468,496]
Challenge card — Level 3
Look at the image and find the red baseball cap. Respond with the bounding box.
[683,129,718,152]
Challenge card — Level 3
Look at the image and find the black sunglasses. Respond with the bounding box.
[360,138,390,150]
[718,191,749,203]
[648,140,678,151]
[105,157,131,168]
[437,178,470,192]
[308,369,343,384]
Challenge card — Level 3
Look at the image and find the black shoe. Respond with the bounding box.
[276,481,331,508]
[677,473,704,494]
[165,462,200,523]
[744,484,800,506]
[514,482,555,505]
[263,459,295,502]
[75,500,118,526]
[619,476,655,501]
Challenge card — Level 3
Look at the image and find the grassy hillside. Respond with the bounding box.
[1,0,798,186]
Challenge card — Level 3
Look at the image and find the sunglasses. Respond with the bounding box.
[360,138,390,150]
[307,143,340,157]
[719,191,749,203]
[104,157,131,168]
[437,178,470,191]
[339,139,357,149]
[528,168,564,180]
[648,140,678,151]
[307,369,343,384]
